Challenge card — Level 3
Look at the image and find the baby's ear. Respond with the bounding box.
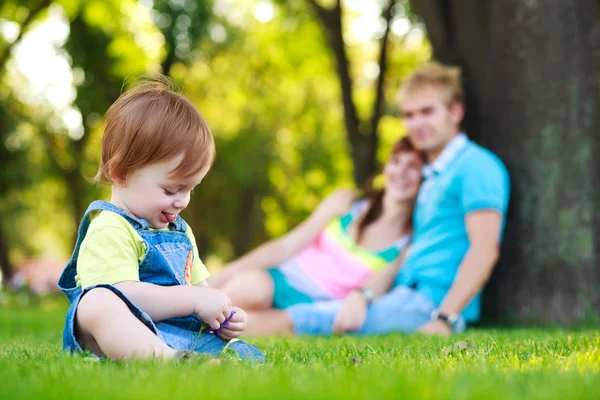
[108,161,127,186]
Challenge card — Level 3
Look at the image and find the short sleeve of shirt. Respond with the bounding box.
[186,226,210,284]
[76,212,145,288]
[460,151,510,215]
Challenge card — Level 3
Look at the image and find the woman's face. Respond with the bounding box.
[383,150,423,201]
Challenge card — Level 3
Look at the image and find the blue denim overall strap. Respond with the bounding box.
[57,201,151,303]
[57,200,190,304]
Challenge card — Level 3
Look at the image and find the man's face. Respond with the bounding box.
[399,86,463,158]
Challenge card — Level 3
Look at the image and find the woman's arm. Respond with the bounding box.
[211,189,357,285]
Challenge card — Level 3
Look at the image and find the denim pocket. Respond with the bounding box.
[154,242,193,285]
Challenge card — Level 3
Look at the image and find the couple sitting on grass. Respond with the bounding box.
[57,63,510,363]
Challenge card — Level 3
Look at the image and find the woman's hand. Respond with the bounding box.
[332,290,368,334]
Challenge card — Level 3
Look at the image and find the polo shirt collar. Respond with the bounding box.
[422,133,468,179]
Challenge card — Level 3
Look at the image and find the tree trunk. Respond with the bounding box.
[231,189,262,258]
[0,227,13,287]
[410,0,487,142]
[480,0,600,324]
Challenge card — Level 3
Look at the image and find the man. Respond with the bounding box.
[245,63,510,336]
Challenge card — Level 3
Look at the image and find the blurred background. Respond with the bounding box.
[0,0,598,325]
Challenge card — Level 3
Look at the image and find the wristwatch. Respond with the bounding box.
[356,288,375,304]
[430,308,459,329]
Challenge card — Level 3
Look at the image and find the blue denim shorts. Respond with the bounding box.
[63,284,264,363]
[286,285,466,335]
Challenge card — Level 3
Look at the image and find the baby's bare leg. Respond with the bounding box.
[75,287,177,360]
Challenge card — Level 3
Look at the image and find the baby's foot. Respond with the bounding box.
[174,350,222,365]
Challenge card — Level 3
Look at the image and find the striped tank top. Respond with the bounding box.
[278,200,410,300]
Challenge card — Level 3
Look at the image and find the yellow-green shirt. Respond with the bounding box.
[76,211,209,288]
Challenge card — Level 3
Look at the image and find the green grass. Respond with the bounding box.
[1,295,599,399]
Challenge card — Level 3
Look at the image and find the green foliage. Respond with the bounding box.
[152,0,212,73]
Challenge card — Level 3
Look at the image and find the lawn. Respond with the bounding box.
[1,294,599,399]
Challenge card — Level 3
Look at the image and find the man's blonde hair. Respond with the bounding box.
[95,76,215,184]
[397,62,463,107]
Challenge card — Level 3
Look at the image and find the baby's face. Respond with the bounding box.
[112,155,209,229]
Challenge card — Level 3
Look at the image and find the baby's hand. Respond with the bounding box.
[193,287,232,330]
[218,307,247,341]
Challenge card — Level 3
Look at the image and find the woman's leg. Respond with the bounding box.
[76,287,178,360]
[245,310,294,336]
[221,269,274,310]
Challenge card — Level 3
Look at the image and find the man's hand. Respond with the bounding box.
[218,307,247,340]
[332,291,368,334]
[418,319,452,335]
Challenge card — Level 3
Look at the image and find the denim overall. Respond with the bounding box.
[57,201,264,362]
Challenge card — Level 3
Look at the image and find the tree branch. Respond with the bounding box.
[370,0,396,140]
[306,0,360,145]
[0,0,52,75]
[305,0,328,21]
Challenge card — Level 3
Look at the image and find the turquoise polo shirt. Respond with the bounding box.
[395,133,510,322]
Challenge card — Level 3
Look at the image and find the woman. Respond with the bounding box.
[210,138,424,332]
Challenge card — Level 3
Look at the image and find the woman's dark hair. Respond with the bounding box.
[355,137,425,243]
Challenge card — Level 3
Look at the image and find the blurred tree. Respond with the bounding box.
[37,0,164,242]
[152,0,213,74]
[177,4,352,259]
[0,0,53,285]
[0,99,32,285]
[297,0,403,186]
[0,0,52,75]
[411,0,600,324]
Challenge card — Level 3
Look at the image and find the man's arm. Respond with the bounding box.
[419,210,502,334]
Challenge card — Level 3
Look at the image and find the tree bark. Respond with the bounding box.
[481,0,600,324]
[411,0,487,141]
